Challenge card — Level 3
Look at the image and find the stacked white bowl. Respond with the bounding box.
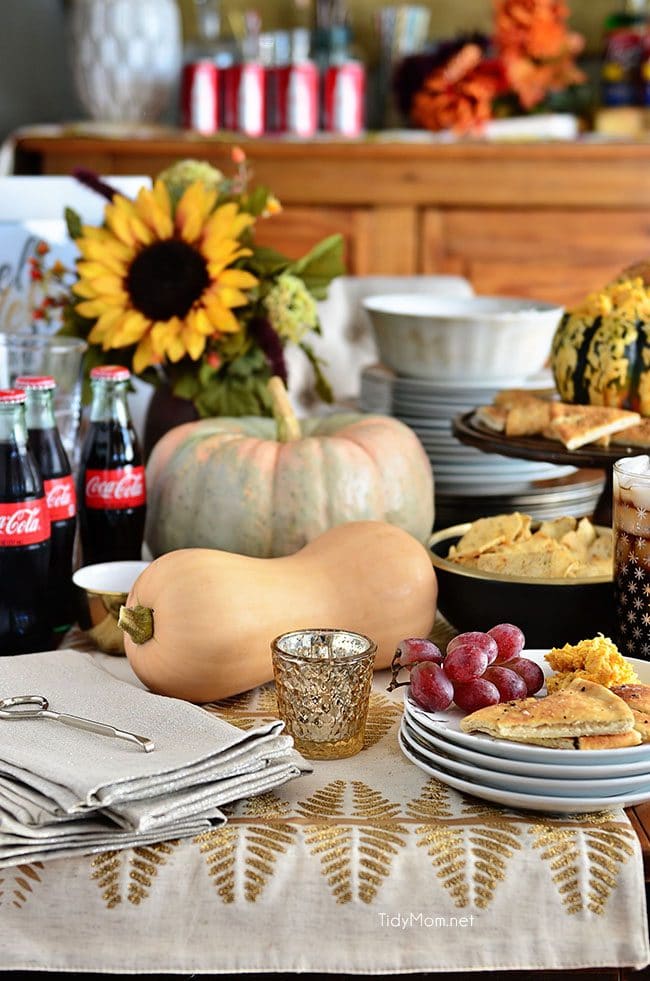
[361,293,603,526]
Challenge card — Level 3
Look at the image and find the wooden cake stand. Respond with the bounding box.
[452,410,645,526]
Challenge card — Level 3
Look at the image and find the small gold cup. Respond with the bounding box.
[271,629,376,760]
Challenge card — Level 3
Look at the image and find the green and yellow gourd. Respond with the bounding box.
[145,377,434,558]
[551,278,650,415]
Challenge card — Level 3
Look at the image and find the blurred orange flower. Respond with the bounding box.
[495,0,585,108]
[411,44,506,133]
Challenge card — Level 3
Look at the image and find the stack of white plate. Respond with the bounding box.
[359,364,606,525]
[399,652,650,814]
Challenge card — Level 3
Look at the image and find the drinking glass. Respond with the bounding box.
[613,455,650,660]
[271,629,376,760]
[0,333,87,467]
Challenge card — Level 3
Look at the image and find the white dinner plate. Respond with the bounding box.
[401,717,650,796]
[398,728,650,814]
[405,651,650,765]
[402,704,650,778]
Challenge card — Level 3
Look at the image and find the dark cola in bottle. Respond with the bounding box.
[78,365,146,565]
[17,375,77,633]
[0,388,51,655]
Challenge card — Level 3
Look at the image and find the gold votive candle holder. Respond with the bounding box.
[271,629,377,760]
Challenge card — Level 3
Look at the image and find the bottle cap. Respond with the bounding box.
[14,375,56,391]
[90,365,131,382]
[0,389,27,404]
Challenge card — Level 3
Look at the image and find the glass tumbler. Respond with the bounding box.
[0,333,87,468]
[271,629,377,760]
[613,455,650,660]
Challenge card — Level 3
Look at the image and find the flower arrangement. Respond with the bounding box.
[395,0,586,134]
[57,150,344,416]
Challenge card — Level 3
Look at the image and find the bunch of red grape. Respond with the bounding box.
[389,623,544,714]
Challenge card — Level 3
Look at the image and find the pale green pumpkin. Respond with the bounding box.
[145,378,434,558]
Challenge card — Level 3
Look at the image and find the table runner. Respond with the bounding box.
[0,645,648,974]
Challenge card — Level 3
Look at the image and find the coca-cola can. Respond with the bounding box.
[287,61,319,137]
[181,61,220,134]
[323,61,366,136]
[238,62,266,137]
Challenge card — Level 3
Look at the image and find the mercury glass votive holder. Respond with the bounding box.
[271,629,377,760]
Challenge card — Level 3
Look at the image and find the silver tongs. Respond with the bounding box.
[0,695,155,753]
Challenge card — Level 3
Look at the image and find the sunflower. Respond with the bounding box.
[72,179,258,374]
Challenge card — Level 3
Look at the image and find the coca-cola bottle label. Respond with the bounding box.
[43,475,77,521]
[84,466,146,510]
[0,498,50,546]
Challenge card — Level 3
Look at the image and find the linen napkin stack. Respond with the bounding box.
[0,649,309,867]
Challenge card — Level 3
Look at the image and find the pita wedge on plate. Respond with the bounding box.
[543,404,640,451]
[459,678,636,749]
[611,684,650,742]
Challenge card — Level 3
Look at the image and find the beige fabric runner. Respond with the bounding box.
[0,644,648,974]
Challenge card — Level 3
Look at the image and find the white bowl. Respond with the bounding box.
[362,294,563,382]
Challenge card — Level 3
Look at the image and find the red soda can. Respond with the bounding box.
[287,61,319,136]
[238,62,266,136]
[265,64,291,133]
[324,61,366,136]
[181,60,220,134]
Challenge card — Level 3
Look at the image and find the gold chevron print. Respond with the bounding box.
[584,825,637,915]
[194,825,240,903]
[352,781,409,903]
[297,780,353,903]
[91,850,123,909]
[468,824,523,909]
[128,840,180,906]
[530,825,583,914]
[0,862,44,910]
[363,694,403,749]
[408,779,469,907]
[241,795,297,902]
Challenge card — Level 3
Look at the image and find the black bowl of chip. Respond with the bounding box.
[429,522,616,649]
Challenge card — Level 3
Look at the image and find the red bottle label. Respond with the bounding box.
[44,475,77,521]
[84,466,146,510]
[0,498,50,546]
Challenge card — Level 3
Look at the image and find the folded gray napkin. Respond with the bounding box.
[0,649,309,867]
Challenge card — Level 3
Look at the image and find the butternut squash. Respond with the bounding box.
[119,521,438,702]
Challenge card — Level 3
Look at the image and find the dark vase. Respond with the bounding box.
[143,384,199,460]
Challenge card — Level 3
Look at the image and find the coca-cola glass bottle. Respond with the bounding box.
[17,375,77,634]
[0,388,52,656]
[78,365,146,565]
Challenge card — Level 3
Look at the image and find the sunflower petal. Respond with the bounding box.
[133,334,160,374]
[204,295,241,333]
[136,186,173,239]
[213,286,250,308]
[87,308,124,345]
[76,299,118,318]
[176,182,218,243]
[217,268,259,290]
[110,310,150,347]
[182,324,207,360]
[104,203,138,247]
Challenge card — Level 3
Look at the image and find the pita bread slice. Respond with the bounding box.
[611,683,650,715]
[504,400,553,437]
[611,419,650,448]
[459,678,635,742]
[543,405,641,450]
[490,730,642,750]
[474,405,507,433]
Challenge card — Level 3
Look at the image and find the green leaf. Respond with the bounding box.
[171,369,200,401]
[241,184,274,217]
[248,245,291,279]
[299,341,334,403]
[287,234,345,299]
[64,207,83,241]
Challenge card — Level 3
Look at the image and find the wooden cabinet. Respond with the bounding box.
[13,130,650,306]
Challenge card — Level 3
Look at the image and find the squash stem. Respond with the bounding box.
[268,375,301,442]
[118,604,154,645]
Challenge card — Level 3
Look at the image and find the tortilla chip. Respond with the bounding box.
[452,512,530,557]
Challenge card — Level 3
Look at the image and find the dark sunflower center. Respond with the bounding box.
[126,239,210,321]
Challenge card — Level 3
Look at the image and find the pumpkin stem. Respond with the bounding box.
[268,375,301,442]
[118,604,154,645]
